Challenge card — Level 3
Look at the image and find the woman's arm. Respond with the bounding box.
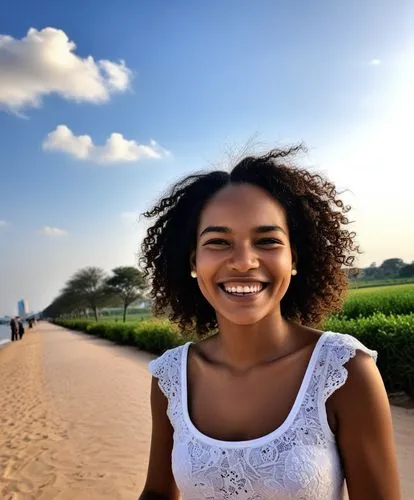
[330,351,401,499]
[139,493,170,500]
[139,377,180,500]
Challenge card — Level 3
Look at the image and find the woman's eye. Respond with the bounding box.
[203,239,229,246]
[257,238,281,245]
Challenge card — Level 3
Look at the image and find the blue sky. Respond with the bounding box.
[0,0,413,315]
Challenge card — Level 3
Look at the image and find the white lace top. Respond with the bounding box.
[149,331,377,500]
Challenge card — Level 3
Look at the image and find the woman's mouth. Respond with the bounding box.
[218,281,268,297]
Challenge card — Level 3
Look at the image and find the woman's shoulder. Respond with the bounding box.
[319,330,379,407]
[148,342,191,401]
[290,324,377,363]
[321,330,378,362]
[148,341,190,378]
[323,331,386,432]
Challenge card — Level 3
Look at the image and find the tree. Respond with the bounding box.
[379,258,405,277]
[43,286,88,319]
[399,264,414,278]
[65,267,108,321]
[105,266,147,322]
[363,264,379,280]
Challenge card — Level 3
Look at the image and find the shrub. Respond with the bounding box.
[53,318,187,354]
[323,313,414,397]
[53,319,91,332]
[86,322,108,337]
[131,320,187,353]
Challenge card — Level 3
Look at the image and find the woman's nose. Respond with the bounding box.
[228,243,259,272]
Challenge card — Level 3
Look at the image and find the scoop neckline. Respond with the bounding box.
[181,331,330,448]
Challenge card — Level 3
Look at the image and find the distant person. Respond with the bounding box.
[17,317,25,340]
[10,317,18,341]
[139,147,401,499]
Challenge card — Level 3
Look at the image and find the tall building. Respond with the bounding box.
[17,299,29,318]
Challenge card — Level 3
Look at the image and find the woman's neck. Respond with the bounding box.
[213,312,297,372]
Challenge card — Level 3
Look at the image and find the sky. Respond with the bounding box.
[0,0,413,316]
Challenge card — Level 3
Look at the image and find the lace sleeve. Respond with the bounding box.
[317,333,378,441]
[148,346,182,400]
[322,333,378,404]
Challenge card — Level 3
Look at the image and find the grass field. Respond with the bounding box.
[349,277,414,289]
[341,283,414,318]
[98,311,153,322]
[348,283,414,296]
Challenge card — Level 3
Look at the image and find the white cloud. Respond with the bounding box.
[0,220,8,227]
[38,226,68,237]
[369,58,382,66]
[43,125,92,160]
[0,27,131,113]
[42,125,170,164]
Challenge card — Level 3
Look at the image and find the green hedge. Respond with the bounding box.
[54,318,187,354]
[324,313,414,397]
[54,313,414,398]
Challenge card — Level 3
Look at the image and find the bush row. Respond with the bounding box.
[54,313,414,398]
[54,318,188,354]
[323,313,414,397]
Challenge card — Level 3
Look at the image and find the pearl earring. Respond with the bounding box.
[191,270,197,278]
[291,269,297,276]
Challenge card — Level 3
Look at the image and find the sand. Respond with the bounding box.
[0,322,413,499]
[0,323,153,499]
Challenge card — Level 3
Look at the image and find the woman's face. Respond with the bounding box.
[193,183,295,326]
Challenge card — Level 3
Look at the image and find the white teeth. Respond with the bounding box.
[223,283,263,295]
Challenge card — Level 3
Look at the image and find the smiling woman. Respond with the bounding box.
[141,145,357,335]
[138,146,401,500]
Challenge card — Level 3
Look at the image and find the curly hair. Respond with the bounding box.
[140,145,359,336]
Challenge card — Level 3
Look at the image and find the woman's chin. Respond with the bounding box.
[217,310,271,327]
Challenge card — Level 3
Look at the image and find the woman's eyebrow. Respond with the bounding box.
[199,225,287,237]
[199,226,231,237]
[255,225,287,235]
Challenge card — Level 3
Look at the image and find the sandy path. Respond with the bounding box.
[0,322,153,499]
[0,322,413,499]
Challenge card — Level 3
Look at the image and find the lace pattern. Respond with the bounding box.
[149,332,377,500]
